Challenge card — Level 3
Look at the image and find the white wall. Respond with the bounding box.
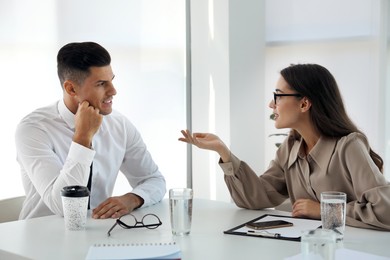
[190,0,231,201]
[386,1,390,180]
[190,0,266,202]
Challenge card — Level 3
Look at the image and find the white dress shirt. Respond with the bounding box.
[15,100,166,219]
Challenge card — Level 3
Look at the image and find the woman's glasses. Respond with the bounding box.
[107,213,162,236]
[273,92,302,105]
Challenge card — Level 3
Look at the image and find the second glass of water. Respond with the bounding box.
[301,229,336,260]
[320,191,346,241]
[169,188,193,236]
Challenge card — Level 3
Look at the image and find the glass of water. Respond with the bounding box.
[301,229,336,260]
[320,191,346,241]
[169,188,193,236]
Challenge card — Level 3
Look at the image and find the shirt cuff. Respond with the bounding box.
[68,141,96,166]
[219,153,241,176]
[130,190,148,207]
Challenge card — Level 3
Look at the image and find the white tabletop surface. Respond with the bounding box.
[0,198,389,260]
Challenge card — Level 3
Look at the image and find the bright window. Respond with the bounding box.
[0,0,187,199]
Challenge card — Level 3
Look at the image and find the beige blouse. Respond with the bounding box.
[221,132,390,230]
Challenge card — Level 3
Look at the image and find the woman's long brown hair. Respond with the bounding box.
[281,64,383,172]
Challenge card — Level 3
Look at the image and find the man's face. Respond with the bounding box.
[73,66,116,115]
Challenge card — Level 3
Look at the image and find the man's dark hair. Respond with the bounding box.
[57,42,111,87]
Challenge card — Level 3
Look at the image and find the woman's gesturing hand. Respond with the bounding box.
[179,130,231,162]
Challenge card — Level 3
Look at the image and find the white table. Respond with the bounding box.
[0,199,389,260]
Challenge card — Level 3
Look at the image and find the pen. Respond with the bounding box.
[246,230,281,238]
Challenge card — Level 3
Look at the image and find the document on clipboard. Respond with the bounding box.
[223,214,322,242]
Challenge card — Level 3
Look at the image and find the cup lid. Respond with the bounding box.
[61,185,90,197]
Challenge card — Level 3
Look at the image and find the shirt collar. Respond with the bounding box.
[288,135,337,171]
[58,99,76,130]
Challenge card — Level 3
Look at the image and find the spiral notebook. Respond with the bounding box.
[85,242,181,260]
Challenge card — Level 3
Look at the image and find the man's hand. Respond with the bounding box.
[292,199,321,219]
[92,193,144,219]
[73,101,103,148]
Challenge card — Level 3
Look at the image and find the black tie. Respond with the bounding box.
[87,163,93,209]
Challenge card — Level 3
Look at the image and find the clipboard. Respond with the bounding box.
[223,214,322,242]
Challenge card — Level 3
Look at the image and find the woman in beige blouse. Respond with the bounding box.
[179,63,390,230]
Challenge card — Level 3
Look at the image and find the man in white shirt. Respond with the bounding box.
[15,42,166,219]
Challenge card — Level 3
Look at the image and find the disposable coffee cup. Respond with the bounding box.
[61,185,90,231]
[169,188,193,236]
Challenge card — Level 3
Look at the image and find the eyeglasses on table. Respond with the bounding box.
[107,213,162,237]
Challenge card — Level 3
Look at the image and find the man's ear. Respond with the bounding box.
[63,80,77,96]
[300,97,311,112]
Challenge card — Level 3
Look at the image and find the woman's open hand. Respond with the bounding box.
[179,130,231,162]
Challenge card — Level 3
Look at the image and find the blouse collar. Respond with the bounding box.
[288,135,337,171]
